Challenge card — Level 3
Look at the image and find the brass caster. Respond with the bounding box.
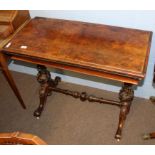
[33,109,41,118]
[115,134,121,142]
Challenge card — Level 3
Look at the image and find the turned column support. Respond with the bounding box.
[34,65,121,119]
[34,65,61,119]
[34,65,134,141]
[115,83,134,141]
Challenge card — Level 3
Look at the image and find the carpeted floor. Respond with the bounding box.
[0,71,155,144]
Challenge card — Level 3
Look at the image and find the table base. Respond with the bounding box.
[34,65,134,141]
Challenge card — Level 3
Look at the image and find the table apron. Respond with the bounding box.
[6,53,142,85]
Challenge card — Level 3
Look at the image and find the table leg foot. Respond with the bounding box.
[115,83,134,141]
[143,132,155,140]
[34,65,61,118]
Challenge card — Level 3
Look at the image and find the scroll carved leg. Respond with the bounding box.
[115,83,134,141]
[34,65,61,119]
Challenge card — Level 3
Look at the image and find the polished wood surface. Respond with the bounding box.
[0,10,30,38]
[3,17,152,83]
[0,25,13,39]
[0,131,46,145]
[1,17,152,141]
[11,54,139,84]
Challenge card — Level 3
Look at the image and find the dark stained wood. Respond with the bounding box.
[115,83,134,141]
[34,65,121,118]
[1,17,152,141]
[3,17,152,84]
[50,87,121,106]
[34,64,133,140]
[0,131,46,145]
[34,65,61,118]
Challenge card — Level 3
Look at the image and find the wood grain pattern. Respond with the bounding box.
[1,17,152,141]
[0,10,30,31]
[0,25,13,39]
[11,55,139,84]
[3,17,152,83]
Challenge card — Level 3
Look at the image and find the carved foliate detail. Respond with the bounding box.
[34,65,61,118]
[35,66,134,141]
[119,83,134,103]
[37,65,51,84]
[115,83,134,141]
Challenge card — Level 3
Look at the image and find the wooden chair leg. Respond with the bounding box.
[115,83,134,141]
[0,53,26,109]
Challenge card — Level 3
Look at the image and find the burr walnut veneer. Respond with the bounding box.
[1,17,152,141]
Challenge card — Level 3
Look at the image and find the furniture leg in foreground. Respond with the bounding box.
[115,83,134,141]
[0,53,26,109]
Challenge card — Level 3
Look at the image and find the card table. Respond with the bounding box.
[1,17,152,140]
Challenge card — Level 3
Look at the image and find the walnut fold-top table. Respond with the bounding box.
[2,17,152,141]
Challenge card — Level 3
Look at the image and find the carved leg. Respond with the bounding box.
[34,65,61,119]
[0,53,26,109]
[115,83,134,141]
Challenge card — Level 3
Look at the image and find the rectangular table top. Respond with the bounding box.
[2,17,152,83]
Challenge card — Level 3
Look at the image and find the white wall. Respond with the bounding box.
[9,10,155,99]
